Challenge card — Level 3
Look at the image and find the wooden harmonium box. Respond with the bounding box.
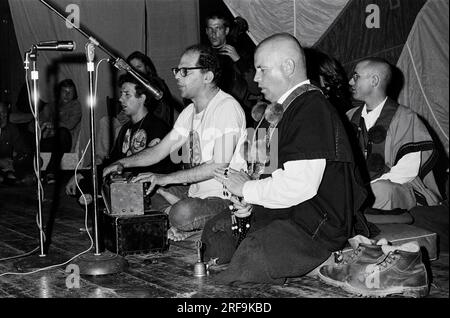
[106,172,152,216]
[103,211,169,256]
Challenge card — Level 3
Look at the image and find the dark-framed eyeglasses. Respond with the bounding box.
[172,67,207,77]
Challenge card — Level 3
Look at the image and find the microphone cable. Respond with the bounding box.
[0,58,109,274]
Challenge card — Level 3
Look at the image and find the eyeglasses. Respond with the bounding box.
[172,67,207,77]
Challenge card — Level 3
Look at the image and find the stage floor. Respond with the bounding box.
[0,176,448,299]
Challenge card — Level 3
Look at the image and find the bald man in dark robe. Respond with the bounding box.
[202,33,367,284]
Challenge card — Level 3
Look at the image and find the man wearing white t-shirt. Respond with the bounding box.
[103,44,246,241]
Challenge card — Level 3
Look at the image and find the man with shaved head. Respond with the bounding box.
[347,57,440,211]
[201,33,367,284]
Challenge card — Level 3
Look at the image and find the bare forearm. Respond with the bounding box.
[162,162,228,185]
[116,146,164,169]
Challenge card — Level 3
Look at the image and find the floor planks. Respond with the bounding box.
[0,176,448,300]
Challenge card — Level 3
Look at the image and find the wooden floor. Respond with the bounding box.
[0,174,448,300]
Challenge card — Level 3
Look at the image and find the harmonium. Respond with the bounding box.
[101,172,169,256]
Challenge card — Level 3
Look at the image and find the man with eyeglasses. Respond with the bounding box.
[347,57,440,212]
[205,12,262,126]
[103,44,247,242]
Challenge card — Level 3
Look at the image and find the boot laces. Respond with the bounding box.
[365,251,398,274]
[342,246,363,265]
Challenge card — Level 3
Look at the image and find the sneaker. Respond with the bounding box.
[319,242,429,298]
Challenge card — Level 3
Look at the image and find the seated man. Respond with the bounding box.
[65,74,174,207]
[347,57,441,211]
[103,44,247,241]
[0,102,34,185]
[201,33,367,285]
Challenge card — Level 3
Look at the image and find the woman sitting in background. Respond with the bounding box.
[126,51,182,126]
[28,79,82,183]
[304,48,353,116]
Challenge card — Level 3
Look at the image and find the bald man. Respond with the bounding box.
[201,33,367,284]
[347,57,440,211]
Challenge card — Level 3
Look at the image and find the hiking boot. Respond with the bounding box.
[318,243,386,286]
[320,242,429,298]
[318,235,387,285]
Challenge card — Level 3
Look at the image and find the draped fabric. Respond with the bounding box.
[397,0,449,156]
[9,0,199,165]
[223,0,349,47]
[222,0,448,158]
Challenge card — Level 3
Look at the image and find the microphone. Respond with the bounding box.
[34,40,75,51]
[113,58,163,100]
[85,42,95,73]
[86,43,95,62]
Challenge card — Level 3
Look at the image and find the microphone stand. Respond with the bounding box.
[38,0,162,100]
[29,48,46,258]
[15,47,66,271]
[34,0,131,275]
[74,43,128,275]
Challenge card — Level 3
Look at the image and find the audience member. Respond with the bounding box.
[103,44,247,242]
[52,79,82,152]
[205,12,262,126]
[27,79,81,183]
[347,57,441,211]
[126,51,183,126]
[0,102,34,185]
[201,33,367,285]
[304,48,352,116]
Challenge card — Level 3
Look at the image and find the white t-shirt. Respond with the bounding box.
[173,89,246,199]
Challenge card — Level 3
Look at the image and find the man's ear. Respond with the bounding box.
[371,74,380,88]
[225,26,230,36]
[204,70,215,84]
[139,93,147,105]
[282,59,295,76]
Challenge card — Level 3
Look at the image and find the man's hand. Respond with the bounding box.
[214,167,250,197]
[65,173,84,196]
[131,172,167,195]
[102,162,124,178]
[229,195,252,218]
[218,44,240,62]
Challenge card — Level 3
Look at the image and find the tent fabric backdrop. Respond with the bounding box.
[9,0,199,166]
[397,0,449,155]
[223,0,448,157]
[223,0,349,47]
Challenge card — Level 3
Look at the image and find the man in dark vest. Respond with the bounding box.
[201,33,367,284]
[347,57,440,211]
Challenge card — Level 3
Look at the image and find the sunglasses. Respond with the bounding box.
[172,67,207,77]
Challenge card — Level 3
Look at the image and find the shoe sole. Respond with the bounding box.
[317,268,349,288]
[318,269,429,298]
[340,281,429,298]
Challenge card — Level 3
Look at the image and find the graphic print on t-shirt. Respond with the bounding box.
[122,128,147,156]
